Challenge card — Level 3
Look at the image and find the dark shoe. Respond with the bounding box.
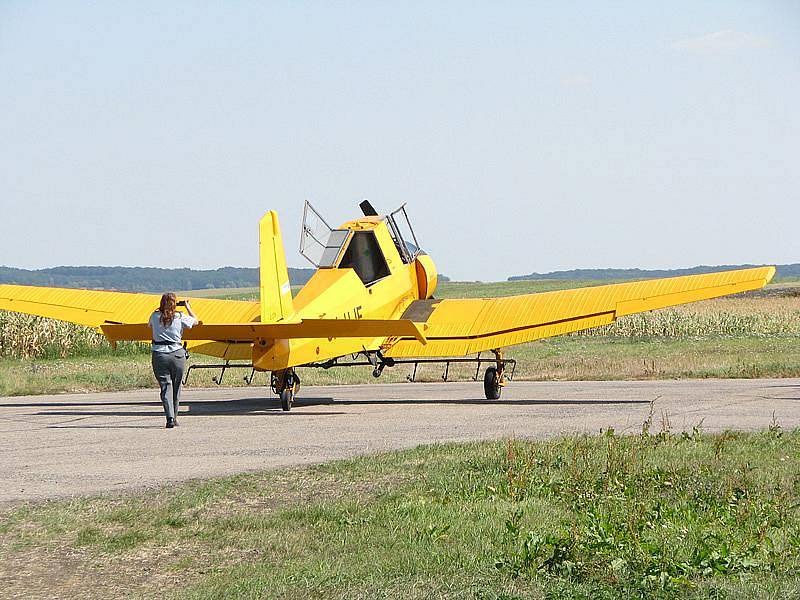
[166,418,175,429]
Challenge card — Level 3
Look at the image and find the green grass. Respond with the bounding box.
[437,279,631,298]
[0,355,153,396]
[2,431,799,598]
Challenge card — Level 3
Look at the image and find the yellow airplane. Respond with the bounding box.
[0,201,775,410]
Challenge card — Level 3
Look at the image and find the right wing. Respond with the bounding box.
[384,266,776,358]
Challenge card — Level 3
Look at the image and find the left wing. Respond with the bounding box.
[384,266,776,358]
[0,285,261,359]
[0,285,259,326]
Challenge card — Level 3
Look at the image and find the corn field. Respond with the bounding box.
[577,295,800,338]
[0,313,146,359]
[577,307,800,338]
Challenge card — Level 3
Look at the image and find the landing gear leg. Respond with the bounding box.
[483,349,506,400]
[271,368,300,412]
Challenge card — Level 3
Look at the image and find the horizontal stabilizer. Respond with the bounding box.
[101,318,428,345]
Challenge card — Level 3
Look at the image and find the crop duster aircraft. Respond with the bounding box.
[0,201,775,410]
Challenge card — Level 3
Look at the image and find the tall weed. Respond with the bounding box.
[492,432,800,595]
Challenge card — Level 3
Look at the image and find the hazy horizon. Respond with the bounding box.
[1,261,794,285]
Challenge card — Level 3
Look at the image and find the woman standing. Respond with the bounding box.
[149,293,197,428]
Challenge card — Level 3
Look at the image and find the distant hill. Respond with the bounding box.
[0,266,315,293]
[0,265,451,292]
[508,264,800,282]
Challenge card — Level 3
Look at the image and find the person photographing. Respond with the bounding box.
[149,293,198,428]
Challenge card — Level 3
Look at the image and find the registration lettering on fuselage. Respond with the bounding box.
[339,305,363,320]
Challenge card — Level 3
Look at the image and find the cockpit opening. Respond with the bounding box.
[299,201,424,283]
[338,231,390,285]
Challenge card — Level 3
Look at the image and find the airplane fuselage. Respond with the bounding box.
[252,216,437,371]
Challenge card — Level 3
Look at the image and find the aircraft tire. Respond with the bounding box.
[483,367,502,400]
[280,388,293,412]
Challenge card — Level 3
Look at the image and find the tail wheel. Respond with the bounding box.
[273,369,299,411]
[484,366,502,400]
[280,387,293,411]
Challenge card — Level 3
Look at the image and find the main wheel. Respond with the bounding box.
[280,387,293,411]
[484,366,502,400]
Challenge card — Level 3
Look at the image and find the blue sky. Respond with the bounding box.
[1,2,798,280]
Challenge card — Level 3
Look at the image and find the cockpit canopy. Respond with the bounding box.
[299,201,422,286]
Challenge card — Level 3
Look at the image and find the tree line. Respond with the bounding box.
[0,266,314,292]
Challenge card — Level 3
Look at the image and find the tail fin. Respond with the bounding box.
[259,211,294,322]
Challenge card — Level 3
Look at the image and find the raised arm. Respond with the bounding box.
[182,299,197,320]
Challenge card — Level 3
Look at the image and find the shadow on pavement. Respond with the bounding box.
[0,400,158,408]
[9,396,652,420]
[19,397,343,423]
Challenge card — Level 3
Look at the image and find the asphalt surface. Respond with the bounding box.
[1,378,798,503]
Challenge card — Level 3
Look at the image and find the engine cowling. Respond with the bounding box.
[414,254,437,299]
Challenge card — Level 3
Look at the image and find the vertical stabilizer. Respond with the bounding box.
[259,211,294,322]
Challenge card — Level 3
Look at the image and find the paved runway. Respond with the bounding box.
[1,379,798,503]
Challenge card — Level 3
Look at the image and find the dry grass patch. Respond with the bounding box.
[0,464,411,600]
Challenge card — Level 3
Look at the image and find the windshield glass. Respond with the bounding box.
[386,205,421,264]
[299,201,350,267]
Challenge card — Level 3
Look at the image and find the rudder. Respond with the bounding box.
[259,211,294,322]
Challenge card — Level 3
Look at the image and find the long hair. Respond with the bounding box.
[158,293,177,327]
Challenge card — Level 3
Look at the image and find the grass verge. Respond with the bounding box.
[1,335,799,396]
[1,430,798,598]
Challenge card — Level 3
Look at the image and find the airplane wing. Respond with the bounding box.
[0,285,259,329]
[0,284,263,360]
[383,266,776,358]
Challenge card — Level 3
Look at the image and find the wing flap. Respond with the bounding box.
[385,266,775,358]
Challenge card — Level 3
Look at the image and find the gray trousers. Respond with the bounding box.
[151,350,186,420]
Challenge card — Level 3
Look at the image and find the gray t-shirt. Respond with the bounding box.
[149,311,197,353]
